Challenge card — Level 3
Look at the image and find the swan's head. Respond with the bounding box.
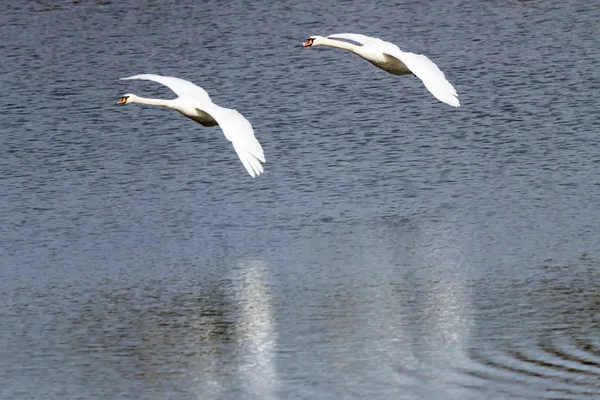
[116,93,136,105]
[302,36,325,47]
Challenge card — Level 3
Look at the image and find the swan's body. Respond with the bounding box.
[117,74,265,178]
[303,33,460,107]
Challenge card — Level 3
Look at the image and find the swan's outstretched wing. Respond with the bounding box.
[327,33,376,45]
[121,74,211,102]
[194,100,265,178]
[381,46,460,107]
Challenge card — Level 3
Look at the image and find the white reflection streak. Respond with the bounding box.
[230,260,279,399]
[417,220,472,379]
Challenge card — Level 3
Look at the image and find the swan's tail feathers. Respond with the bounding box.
[233,141,266,178]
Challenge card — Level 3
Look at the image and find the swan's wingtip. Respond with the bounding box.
[247,169,264,178]
[120,74,150,81]
[438,98,460,107]
[442,95,460,107]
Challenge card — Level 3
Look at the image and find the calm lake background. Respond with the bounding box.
[1,0,599,399]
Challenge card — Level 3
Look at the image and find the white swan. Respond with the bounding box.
[117,74,265,178]
[302,33,460,107]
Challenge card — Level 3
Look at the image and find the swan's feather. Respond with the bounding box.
[234,142,264,178]
[191,100,266,178]
[121,74,212,103]
[327,33,375,46]
[381,46,460,107]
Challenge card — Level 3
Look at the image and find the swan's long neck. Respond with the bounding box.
[319,38,363,55]
[131,96,175,108]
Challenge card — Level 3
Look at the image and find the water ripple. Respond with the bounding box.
[459,335,600,399]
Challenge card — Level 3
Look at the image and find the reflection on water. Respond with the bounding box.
[262,217,477,399]
[230,261,279,399]
[9,260,280,399]
[1,220,599,399]
[269,219,600,399]
[408,219,473,396]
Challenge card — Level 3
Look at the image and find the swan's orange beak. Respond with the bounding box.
[116,97,127,105]
[302,38,313,47]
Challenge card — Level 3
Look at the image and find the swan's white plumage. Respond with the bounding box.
[121,74,212,102]
[119,74,265,178]
[381,47,460,107]
[327,33,374,45]
[311,33,460,107]
[195,100,265,177]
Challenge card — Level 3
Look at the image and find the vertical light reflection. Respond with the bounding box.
[322,218,473,395]
[320,225,418,392]
[229,260,279,399]
[412,219,473,387]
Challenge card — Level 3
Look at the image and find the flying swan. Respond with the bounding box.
[117,74,265,178]
[302,33,460,107]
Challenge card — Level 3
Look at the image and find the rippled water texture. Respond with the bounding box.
[1,0,599,399]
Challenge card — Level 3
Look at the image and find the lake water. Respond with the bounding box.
[1,0,599,399]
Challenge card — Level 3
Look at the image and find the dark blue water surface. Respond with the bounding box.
[1,1,599,399]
